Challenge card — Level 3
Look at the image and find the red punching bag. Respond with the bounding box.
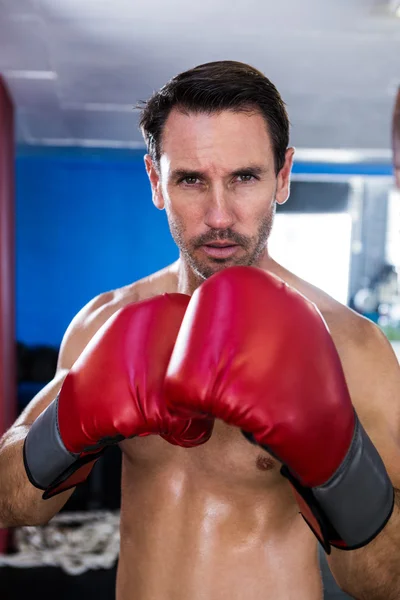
[0,75,16,553]
[393,87,400,190]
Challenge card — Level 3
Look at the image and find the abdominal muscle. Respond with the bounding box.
[115,422,323,600]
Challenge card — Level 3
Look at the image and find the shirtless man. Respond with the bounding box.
[1,60,400,600]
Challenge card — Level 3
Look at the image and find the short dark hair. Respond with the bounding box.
[138,60,290,176]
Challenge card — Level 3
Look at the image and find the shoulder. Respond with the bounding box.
[329,307,400,425]
[57,262,179,370]
[118,261,179,302]
[57,289,133,370]
[279,266,400,483]
[339,313,400,486]
[271,261,400,437]
[269,259,385,354]
[291,268,399,401]
[297,277,399,401]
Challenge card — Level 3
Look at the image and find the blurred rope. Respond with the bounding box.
[0,510,120,575]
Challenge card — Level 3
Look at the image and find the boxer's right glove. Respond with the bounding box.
[23,294,213,499]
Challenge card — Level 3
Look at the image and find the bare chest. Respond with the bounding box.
[121,420,282,483]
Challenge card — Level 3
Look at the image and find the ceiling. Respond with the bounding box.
[1,0,400,155]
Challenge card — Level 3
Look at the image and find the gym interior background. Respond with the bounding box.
[1,1,400,599]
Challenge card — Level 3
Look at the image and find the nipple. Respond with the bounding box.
[256,454,275,472]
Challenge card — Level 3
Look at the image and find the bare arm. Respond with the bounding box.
[329,493,400,600]
[0,290,119,528]
[327,322,400,599]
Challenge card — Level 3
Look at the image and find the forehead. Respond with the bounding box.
[160,109,274,171]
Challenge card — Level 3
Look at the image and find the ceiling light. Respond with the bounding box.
[4,70,57,81]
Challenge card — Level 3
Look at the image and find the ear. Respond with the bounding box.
[276,147,295,206]
[144,154,165,210]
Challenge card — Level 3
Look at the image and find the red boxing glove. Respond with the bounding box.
[24,294,213,498]
[165,267,394,553]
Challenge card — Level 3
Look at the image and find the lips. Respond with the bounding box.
[202,244,239,259]
[205,243,237,248]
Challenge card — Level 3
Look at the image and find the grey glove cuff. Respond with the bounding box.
[23,396,79,490]
[312,415,394,549]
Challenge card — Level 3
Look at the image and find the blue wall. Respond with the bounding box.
[16,148,178,347]
[15,147,394,347]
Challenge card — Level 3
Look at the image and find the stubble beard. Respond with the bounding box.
[168,202,276,281]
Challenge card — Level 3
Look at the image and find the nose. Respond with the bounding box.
[204,184,235,230]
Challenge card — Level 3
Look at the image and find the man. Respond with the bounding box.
[1,61,400,599]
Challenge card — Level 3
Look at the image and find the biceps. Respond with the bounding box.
[14,369,69,427]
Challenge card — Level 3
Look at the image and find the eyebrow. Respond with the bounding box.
[170,165,268,181]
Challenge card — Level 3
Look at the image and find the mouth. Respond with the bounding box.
[201,243,240,259]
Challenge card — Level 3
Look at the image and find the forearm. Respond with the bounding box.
[0,425,74,528]
[328,489,400,600]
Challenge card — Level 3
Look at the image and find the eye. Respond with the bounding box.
[237,173,257,183]
[180,176,199,185]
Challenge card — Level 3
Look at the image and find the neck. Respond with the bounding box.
[176,248,280,295]
[176,258,204,295]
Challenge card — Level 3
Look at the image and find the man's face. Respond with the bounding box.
[146,109,293,280]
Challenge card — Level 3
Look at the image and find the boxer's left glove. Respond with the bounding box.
[24,294,213,499]
[165,267,394,553]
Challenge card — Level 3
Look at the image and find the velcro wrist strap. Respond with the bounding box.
[23,396,80,490]
[282,416,394,553]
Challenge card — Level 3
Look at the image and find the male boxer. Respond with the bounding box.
[1,61,400,600]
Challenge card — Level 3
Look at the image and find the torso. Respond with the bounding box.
[85,260,368,600]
